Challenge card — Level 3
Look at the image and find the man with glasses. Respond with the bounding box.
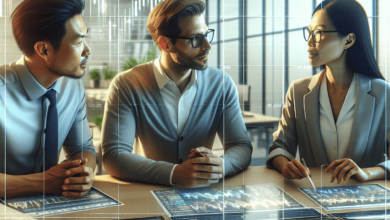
[101,0,252,187]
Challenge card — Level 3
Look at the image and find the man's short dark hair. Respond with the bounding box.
[147,0,206,50]
[11,0,84,56]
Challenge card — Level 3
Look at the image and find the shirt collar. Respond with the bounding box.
[337,73,357,124]
[152,56,198,90]
[320,72,357,102]
[15,56,61,101]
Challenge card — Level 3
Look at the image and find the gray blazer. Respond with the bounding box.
[266,71,390,172]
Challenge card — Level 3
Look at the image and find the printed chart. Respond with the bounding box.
[152,183,320,219]
[299,184,390,211]
[0,187,123,217]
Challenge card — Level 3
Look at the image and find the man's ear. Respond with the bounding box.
[158,36,170,51]
[34,41,51,60]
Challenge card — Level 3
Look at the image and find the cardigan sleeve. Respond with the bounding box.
[216,73,253,176]
[101,74,175,185]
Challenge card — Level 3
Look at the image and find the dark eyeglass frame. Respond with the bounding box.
[165,29,215,48]
[303,26,338,43]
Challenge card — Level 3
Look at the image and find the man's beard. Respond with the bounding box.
[48,60,85,79]
[173,49,209,71]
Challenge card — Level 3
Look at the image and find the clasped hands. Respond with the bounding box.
[283,158,369,184]
[44,158,94,198]
[172,147,224,188]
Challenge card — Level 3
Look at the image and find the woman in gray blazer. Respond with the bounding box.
[266,0,390,184]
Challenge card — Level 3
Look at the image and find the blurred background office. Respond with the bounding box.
[0,0,389,173]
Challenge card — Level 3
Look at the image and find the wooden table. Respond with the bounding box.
[3,166,387,219]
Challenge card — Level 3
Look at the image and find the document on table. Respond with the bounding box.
[151,183,322,219]
[299,184,390,211]
[0,187,123,217]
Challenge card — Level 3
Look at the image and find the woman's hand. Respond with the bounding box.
[282,158,311,179]
[325,158,370,183]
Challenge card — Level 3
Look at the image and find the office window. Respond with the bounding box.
[223,0,239,18]
[288,30,313,85]
[208,0,218,23]
[222,20,239,40]
[265,0,284,33]
[288,0,312,30]
[208,0,379,118]
[223,41,240,85]
[247,36,263,114]
[378,0,389,79]
[265,33,284,116]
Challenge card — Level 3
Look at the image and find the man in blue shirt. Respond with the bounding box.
[0,0,96,198]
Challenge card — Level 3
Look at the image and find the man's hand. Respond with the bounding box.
[62,158,95,198]
[189,147,224,175]
[44,159,83,195]
[325,158,370,184]
[172,147,223,188]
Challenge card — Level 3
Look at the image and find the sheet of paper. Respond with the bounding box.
[0,187,123,217]
[152,183,321,219]
[299,184,390,211]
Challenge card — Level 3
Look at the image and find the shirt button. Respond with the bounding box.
[333,131,336,134]
[179,136,184,142]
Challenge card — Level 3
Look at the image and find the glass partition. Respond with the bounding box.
[0,0,388,219]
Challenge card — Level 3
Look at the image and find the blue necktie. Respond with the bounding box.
[44,90,58,170]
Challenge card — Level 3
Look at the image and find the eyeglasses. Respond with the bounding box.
[303,27,338,43]
[165,29,215,48]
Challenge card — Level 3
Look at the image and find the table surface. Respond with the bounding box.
[2,166,388,219]
[242,111,279,125]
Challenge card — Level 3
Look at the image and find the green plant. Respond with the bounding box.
[139,44,158,64]
[92,115,103,128]
[122,58,139,72]
[103,70,116,80]
[89,69,101,80]
[101,62,116,80]
[122,45,158,71]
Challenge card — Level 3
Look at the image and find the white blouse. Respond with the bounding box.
[319,73,357,163]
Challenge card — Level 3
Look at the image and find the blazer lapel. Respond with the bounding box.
[304,71,330,166]
[346,74,375,165]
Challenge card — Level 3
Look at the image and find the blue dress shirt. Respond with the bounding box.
[0,56,95,175]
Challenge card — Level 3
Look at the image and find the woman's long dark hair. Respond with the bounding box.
[314,0,384,80]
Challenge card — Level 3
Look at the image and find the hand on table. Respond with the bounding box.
[325,158,369,184]
[172,147,223,188]
[189,147,224,175]
[282,158,311,179]
[62,158,95,198]
[44,159,84,195]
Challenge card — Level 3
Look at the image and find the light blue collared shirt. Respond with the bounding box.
[0,56,95,175]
